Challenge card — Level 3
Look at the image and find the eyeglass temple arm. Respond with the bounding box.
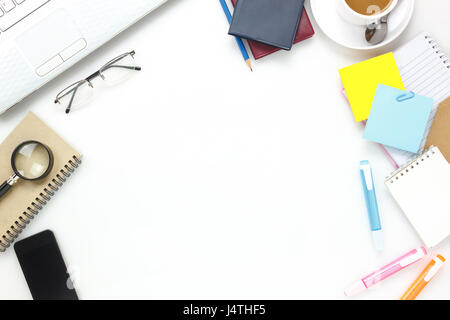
[100,65,142,73]
[84,65,141,83]
[65,85,80,114]
[55,85,76,102]
[55,79,88,103]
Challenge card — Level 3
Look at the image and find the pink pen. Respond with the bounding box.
[344,247,427,297]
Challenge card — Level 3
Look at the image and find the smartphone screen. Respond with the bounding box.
[14,230,78,300]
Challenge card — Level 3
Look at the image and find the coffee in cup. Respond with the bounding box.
[338,0,398,26]
[345,0,393,16]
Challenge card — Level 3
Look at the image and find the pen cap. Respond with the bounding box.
[344,280,366,297]
[424,254,446,282]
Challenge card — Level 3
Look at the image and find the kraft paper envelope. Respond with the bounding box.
[425,97,450,163]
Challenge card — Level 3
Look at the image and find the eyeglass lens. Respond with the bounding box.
[57,80,94,114]
[100,53,137,85]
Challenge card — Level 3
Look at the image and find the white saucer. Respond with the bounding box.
[310,0,415,50]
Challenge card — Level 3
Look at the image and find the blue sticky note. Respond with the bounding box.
[364,84,433,153]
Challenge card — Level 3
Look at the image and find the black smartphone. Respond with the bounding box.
[14,230,78,300]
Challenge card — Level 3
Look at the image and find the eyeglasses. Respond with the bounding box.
[55,51,141,114]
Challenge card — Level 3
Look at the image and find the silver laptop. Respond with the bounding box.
[0,0,167,115]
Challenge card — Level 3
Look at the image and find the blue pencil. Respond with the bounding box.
[218,0,253,71]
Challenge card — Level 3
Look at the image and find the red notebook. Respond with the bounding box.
[231,0,315,59]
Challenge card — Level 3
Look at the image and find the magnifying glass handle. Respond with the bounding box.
[0,175,19,199]
[0,181,12,199]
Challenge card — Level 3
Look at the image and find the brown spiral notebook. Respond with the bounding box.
[0,112,82,253]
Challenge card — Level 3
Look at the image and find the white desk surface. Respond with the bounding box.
[0,0,449,300]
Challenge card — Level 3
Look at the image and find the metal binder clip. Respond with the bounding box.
[396,91,415,102]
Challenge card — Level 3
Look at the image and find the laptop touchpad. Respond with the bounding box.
[16,9,87,77]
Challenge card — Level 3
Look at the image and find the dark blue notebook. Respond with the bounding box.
[228,0,305,51]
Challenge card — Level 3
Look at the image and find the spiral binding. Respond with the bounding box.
[425,35,450,69]
[386,147,437,184]
[0,156,82,253]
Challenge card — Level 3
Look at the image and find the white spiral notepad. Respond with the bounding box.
[384,32,450,166]
[386,146,450,248]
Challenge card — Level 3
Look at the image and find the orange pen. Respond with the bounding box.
[400,254,445,300]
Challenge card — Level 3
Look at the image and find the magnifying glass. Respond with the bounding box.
[0,141,54,199]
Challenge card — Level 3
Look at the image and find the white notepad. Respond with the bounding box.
[384,32,450,166]
[385,146,450,248]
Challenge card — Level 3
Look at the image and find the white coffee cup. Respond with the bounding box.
[337,0,398,25]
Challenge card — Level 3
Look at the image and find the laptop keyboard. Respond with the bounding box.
[0,0,50,32]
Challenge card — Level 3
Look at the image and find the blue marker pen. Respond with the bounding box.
[360,160,383,251]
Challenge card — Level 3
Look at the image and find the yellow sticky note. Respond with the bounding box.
[339,52,404,122]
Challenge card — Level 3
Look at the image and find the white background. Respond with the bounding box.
[0,0,449,300]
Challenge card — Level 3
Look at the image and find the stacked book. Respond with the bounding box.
[228,0,314,59]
